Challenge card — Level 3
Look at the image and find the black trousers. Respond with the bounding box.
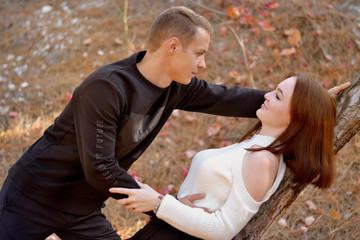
[0,176,121,240]
[128,216,202,240]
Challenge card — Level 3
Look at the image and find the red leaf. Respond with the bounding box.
[129,42,136,52]
[262,1,278,11]
[301,59,309,67]
[164,186,170,194]
[323,79,329,88]
[227,5,241,19]
[258,19,275,31]
[62,92,72,103]
[66,92,72,102]
[9,112,18,118]
[181,166,188,179]
[219,140,231,148]
[239,17,250,25]
[260,10,268,17]
[159,131,169,136]
[266,37,272,47]
[220,26,228,38]
[163,122,172,129]
[154,188,164,194]
[244,14,257,24]
[347,39,352,48]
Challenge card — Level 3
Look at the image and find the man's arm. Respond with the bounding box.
[72,78,139,199]
[177,78,267,118]
[177,78,350,117]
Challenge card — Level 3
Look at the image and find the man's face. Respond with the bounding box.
[169,27,210,84]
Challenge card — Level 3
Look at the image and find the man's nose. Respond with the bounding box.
[198,60,206,69]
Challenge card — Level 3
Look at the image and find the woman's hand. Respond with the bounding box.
[179,193,211,213]
[328,82,350,98]
[109,181,160,213]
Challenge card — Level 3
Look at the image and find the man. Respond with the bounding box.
[0,6,348,240]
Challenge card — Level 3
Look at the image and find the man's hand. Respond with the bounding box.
[328,82,351,98]
[109,181,160,213]
[178,193,211,213]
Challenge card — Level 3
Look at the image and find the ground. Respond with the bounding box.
[0,0,359,239]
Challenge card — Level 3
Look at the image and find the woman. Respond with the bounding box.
[110,73,340,240]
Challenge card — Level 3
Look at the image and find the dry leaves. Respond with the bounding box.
[331,209,342,219]
[227,5,241,19]
[284,28,302,46]
[305,216,315,225]
[305,200,317,211]
[207,122,222,136]
[258,19,275,31]
[280,47,296,57]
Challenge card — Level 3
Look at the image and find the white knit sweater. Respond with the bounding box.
[156,134,286,240]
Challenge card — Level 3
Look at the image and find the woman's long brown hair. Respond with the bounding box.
[240,73,336,188]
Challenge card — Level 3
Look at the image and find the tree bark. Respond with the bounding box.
[234,73,360,240]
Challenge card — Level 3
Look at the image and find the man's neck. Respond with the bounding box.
[136,51,172,88]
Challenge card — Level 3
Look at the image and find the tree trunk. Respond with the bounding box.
[234,73,360,240]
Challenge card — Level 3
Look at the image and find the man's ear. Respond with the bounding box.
[167,37,180,55]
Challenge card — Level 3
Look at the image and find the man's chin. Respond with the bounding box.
[182,78,193,85]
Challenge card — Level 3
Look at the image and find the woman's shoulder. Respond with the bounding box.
[242,150,280,202]
[244,147,279,169]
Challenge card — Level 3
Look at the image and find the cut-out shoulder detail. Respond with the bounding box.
[242,150,280,202]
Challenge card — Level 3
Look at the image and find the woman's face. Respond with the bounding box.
[256,76,297,132]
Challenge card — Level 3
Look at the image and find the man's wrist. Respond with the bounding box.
[153,194,164,214]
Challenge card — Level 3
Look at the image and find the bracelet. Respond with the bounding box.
[153,194,164,214]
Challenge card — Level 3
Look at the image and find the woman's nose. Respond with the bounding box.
[264,93,270,101]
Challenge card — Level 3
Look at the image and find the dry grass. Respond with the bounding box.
[0,0,359,239]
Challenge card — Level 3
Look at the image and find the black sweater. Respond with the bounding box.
[9,51,267,215]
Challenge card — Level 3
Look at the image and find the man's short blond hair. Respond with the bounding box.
[147,6,213,52]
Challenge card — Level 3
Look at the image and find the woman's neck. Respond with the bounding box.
[258,126,284,138]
